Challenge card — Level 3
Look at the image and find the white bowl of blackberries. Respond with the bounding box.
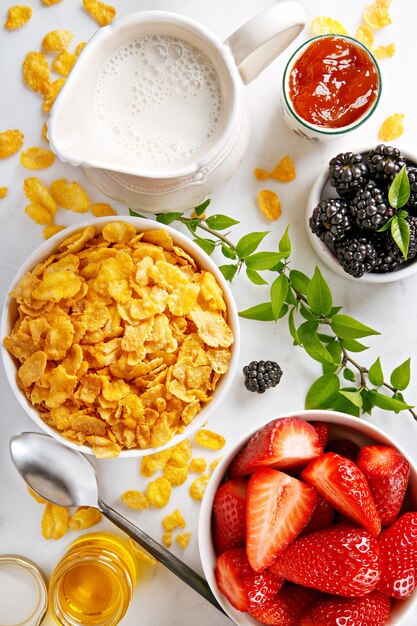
[307,144,417,282]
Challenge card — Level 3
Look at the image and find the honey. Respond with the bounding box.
[49,533,137,626]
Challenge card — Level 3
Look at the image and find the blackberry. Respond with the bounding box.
[243,360,282,393]
[335,236,379,277]
[406,167,417,210]
[309,198,353,254]
[328,152,369,198]
[350,182,394,231]
[366,144,406,183]
[371,237,403,274]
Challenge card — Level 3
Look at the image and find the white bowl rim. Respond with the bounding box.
[198,409,417,626]
[1,216,240,458]
[306,144,417,283]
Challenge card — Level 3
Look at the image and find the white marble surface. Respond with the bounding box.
[1,0,417,624]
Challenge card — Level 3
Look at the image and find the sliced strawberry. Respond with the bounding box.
[301,495,334,535]
[326,438,360,461]
[377,511,417,599]
[309,420,330,448]
[270,524,381,597]
[356,445,410,527]
[301,452,381,535]
[215,548,283,612]
[212,478,247,555]
[246,468,317,571]
[300,591,391,626]
[229,417,322,477]
[251,583,319,626]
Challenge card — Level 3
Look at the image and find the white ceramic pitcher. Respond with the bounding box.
[48,4,306,213]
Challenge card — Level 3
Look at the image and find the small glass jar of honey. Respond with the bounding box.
[48,532,137,626]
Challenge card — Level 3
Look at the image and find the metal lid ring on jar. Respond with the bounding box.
[0,555,48,626]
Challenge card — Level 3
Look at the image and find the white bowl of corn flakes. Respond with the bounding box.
[1,217,239,458]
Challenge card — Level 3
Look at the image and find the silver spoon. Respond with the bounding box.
[10,432,225,615]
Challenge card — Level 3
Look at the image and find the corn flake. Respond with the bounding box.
[311,17,348,36]
[379,114,404,142]
[0,187,8,198]
[163,461,189,486]
[52,50,77,77]
[363,3,392,29]
[18,350,47,387]
[162,509,186,532]
[24,177,56,213]
[41,503,68,539]
[189,457,207,473]
[43,78,66,112]
[189,475,209,500]
[128,539,158,565]
[121,490,149,510]
[254,168,270,181]
[5,5,32,30]
[373,43,395,59]
[147,477,172,508]
[270,156,296,182]
[43,0,63,4]
[162,531,172,548]
[194,429,225,451]
[68,507,102,530]
[42,30,74,52]
[355,24,375,50]
[43,224,65,240]
[20,147,55,170]
[23,52,51,95]
[92,203,117,217]
[83,0,116,26]
[258,189,281,221]
[50,179,90,213]
[75,42,87,56]
[176,532,191,550]
[0,129,24,159]
[25,204,54,225]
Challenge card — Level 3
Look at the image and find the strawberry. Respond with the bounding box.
[215,548,284,612]
[377,511,417,599]
[212,478,247,555]
[246,468,317,571]
[326,438,360,461]
[301,495,334,535]
[251,583,319,626]
[229,417,322,477]
[309,420,330,448]
[270,524,381,597]
[301,452,381,535]
[300,591,391,626]
[356,445,410,527]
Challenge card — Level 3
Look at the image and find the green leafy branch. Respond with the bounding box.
[129,203,416,421]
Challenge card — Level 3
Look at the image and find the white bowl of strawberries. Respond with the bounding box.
[198,410,417,626]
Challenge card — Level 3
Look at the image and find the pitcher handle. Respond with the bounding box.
[224,1,306,85]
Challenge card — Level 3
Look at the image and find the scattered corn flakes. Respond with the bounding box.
[24,177,56,213]
[254,168,270,181]
[20,147,55,170]
[270,155,296,182]
[162,509,186,532]
[311,17,348,36]
[169,440,192,468]
[42,0,63,4]
[162,531,172,548]
[363,2,391,29]
[355,24,375,49]
[42,78,66,112]
[50,179,90,212]
[42,122,49,144]
[0,129,24,159]
[43,224,65,239]
[42,30,74,52]
[92,202,117,217]
[128,538,158,565]
[163,461,189,486]
[41,503,68,539]
[75,42,86,56]
[257,189,282,221]
[140,449,173,477]
[189,458,207,473]
[68,507,102,530]
[121,490,149,510]
[23,52,51,95]
[189,475,209,500]
[373,43,395,59]
[83,0,116,26]
[147,477,172,508]
[378,113,404,142]
[5,5,32,29]
[27,486,47,504]
[52,50,77,77]
[25,204,54,225]
[0,187,8,199]
[176,532,191,550]
[210,458,222,474]
[194,429,225,451]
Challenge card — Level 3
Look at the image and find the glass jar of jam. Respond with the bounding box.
[281,35,381,141]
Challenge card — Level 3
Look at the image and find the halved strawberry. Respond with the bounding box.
[246,468,317,571]
[300,591,391,626]
[326,438,360,461]
[301,452,381,535]
[251,583,319,626]
[377,511,417,599]
[212,478,247,555]
[309,420,330,448]
[270,524,381,597]
[229,417,322,477]
[301,495,334,535]
[356,445,410,527]
[215,548,284,612]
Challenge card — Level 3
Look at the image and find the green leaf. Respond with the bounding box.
[392,391,406,413]
[368,390,413,411]
[368,357,384,387]
[329,392,361,417]
[194,198,211,216]
[307,266,333,316]
[331,314,380,339]
[329,306,343,316]
[303,335,336,365]
[340,338,369,352]
[305,373,340,409]
[322,362,338,374]
[271,275,289,320]
[246,268,268,285]
[317,333,335,343]
[285,288,297,306]
[361,389,375,415]
[391,215,410,260]
[398,209,409,219]
[193,236,216,255]
[339,389,363,408]
[326,340,342,365]
[277,303,289,320]
[129,208,148,219]
[205,214,240,230]
[186,220,199,235]
[269,261,285,272]
[289,270,310,295]
[288,308,300,345]
[219,264,237,282]
[155,212,183,225]
[300,304,317,321]
[239,302,275,321]
[298,320,319,345]
[278,225,291,258]
[236,231,269,258]
[377,216,394,233]
[245,252,285,270]
[388,165,411,209]
[343,368,356,382]
[221,244,237,259]
[390,358,411,390]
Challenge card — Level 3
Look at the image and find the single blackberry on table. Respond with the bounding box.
[406,167,417,210]
[335,236,379,277]
[350,181,394,231]
[243,360,283,393]
[366,144,406,183]
[309,198,353,254]
[328,152,369,198]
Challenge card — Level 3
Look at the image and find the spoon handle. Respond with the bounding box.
[98,498,227,616]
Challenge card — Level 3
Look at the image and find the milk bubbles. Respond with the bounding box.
[95,34,223,168]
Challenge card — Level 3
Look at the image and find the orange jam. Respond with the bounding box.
[288,36,379,129]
